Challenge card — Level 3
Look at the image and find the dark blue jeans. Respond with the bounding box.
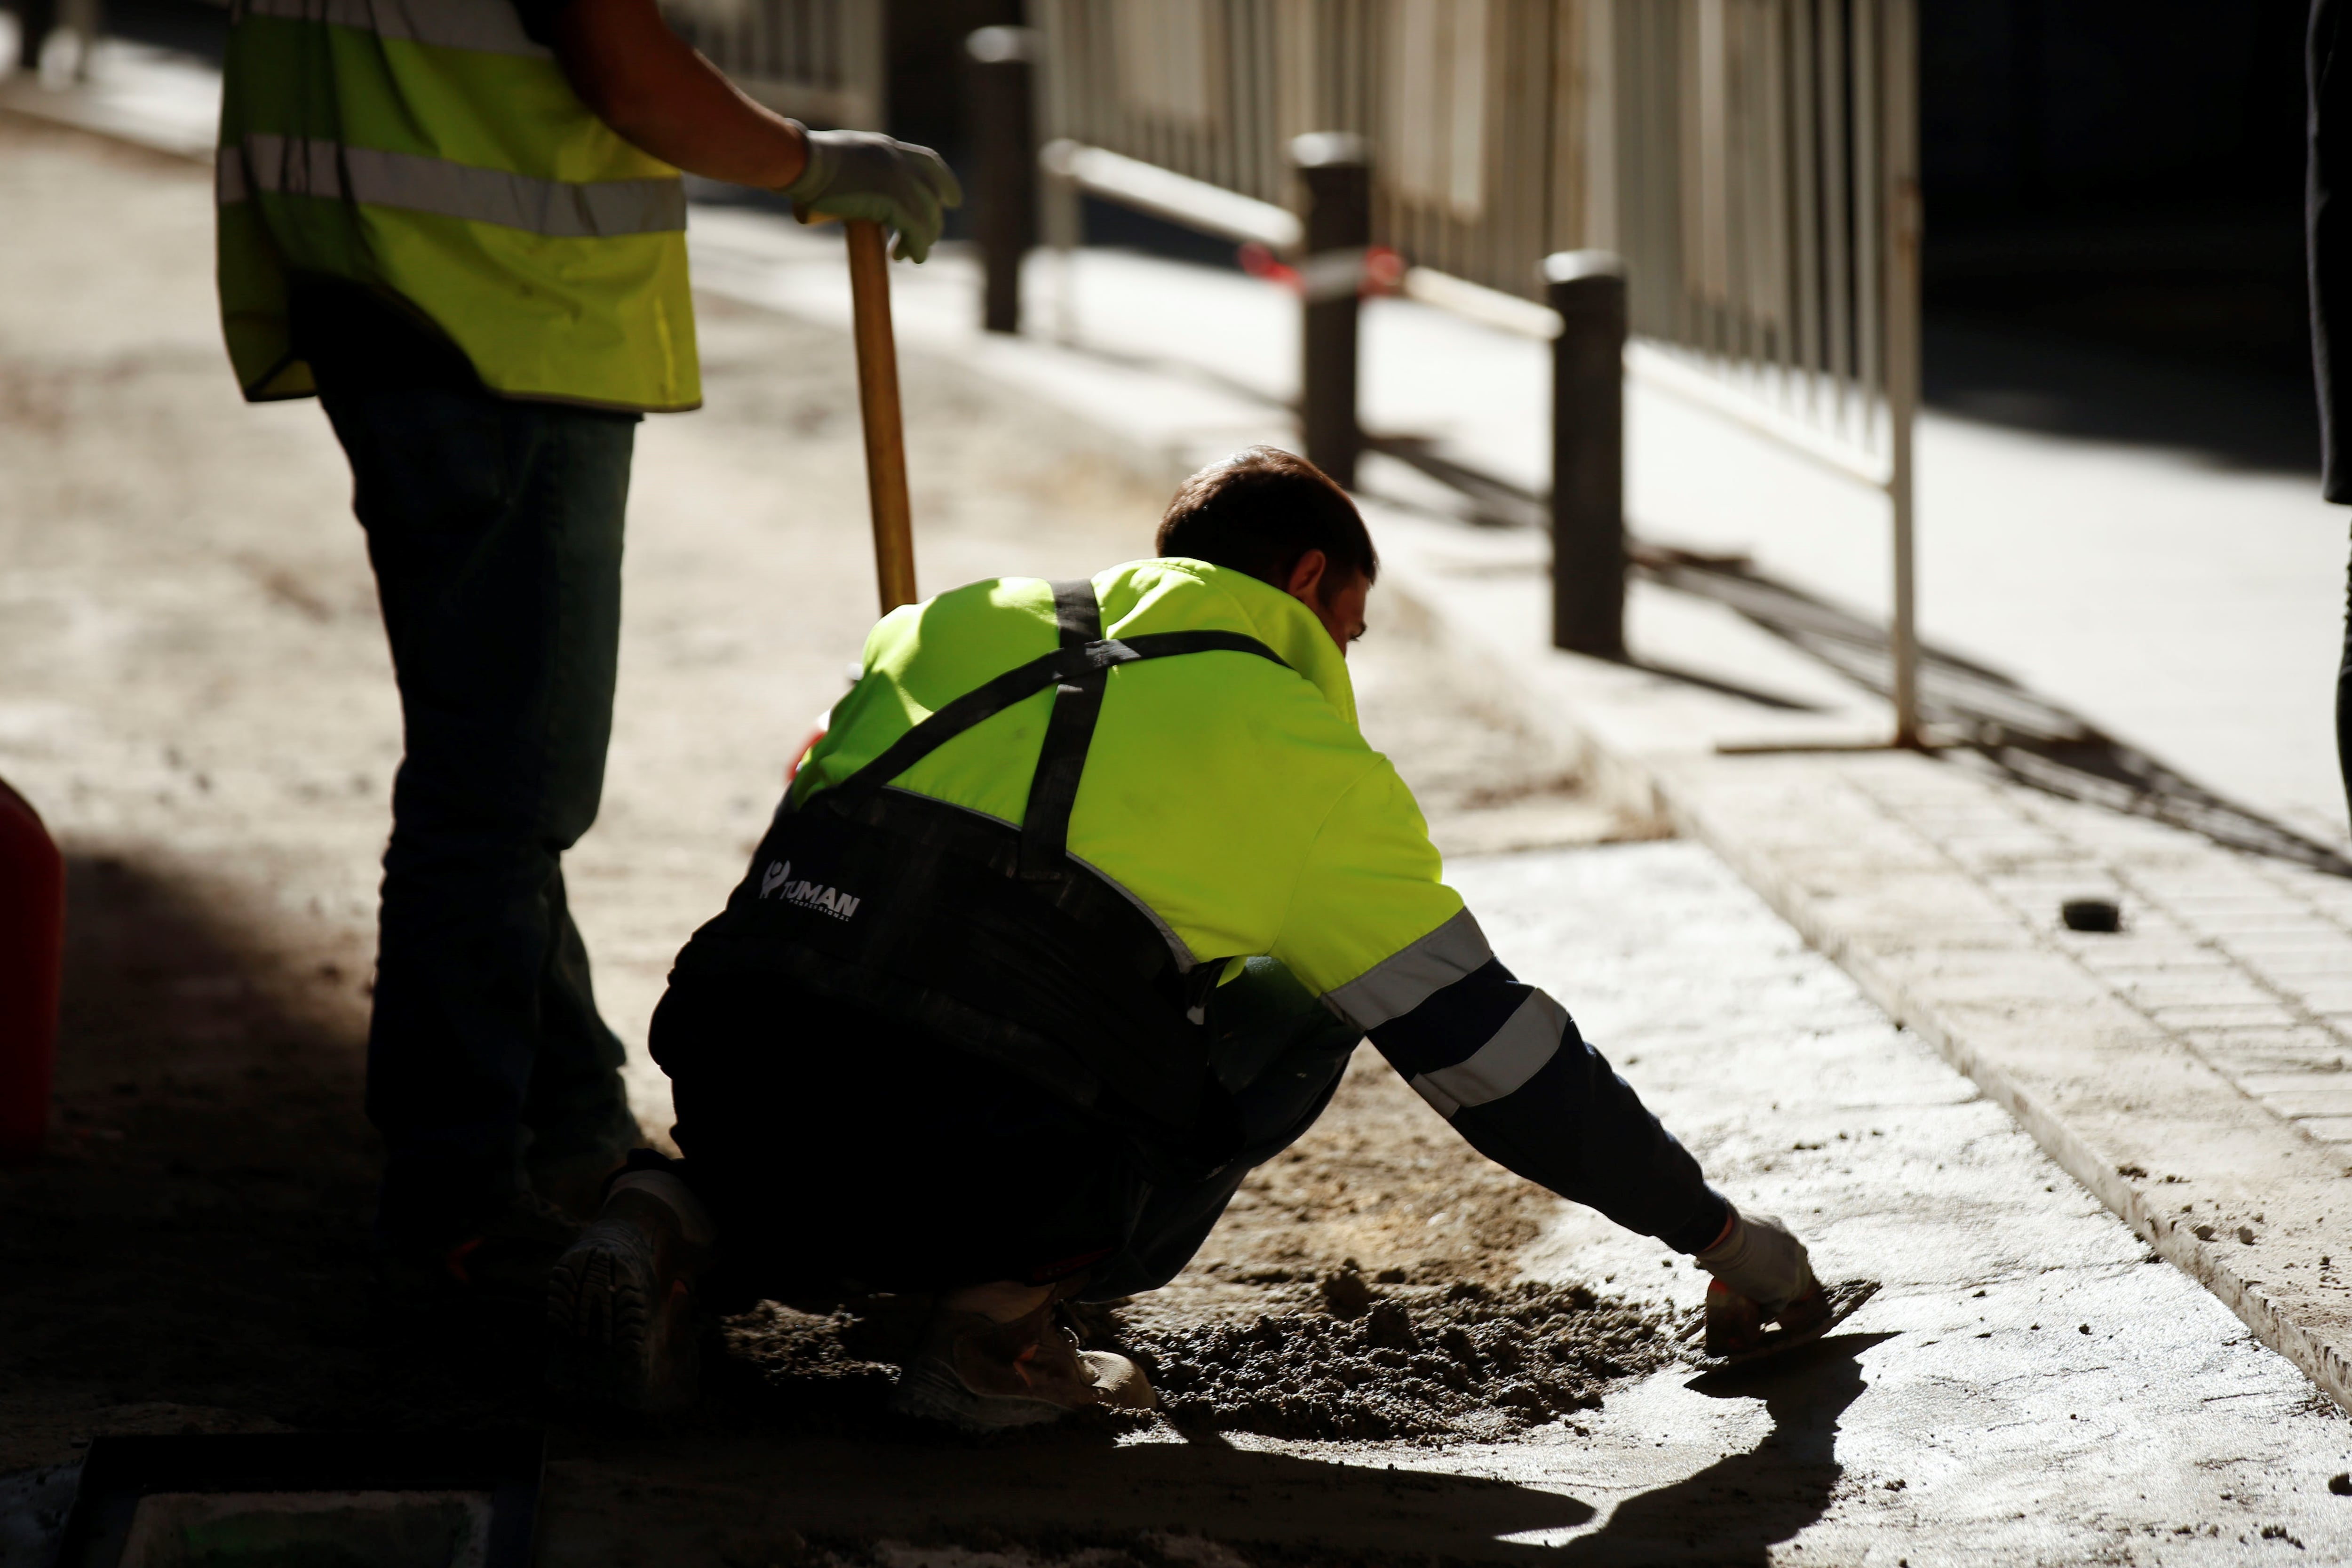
[321,386,643,1245]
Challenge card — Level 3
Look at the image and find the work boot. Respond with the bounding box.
[544,1172,715,1415]
[890,1293,1155,1431]
[375,1192,581,1313]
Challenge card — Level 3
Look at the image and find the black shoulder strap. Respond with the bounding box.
[1018,579,1108,877]
[820,582,1291,879]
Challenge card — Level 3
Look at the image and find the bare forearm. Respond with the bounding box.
[556,0,808,189]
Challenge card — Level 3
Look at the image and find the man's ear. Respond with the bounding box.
[1283,549,1330,605]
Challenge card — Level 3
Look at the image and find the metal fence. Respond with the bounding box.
[660,0,884,129]
[1031,0,1597,300]
[1028,0,1921,742]
[1598,0,1922,740]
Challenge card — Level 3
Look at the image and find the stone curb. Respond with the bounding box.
[1667,753,2352,1415]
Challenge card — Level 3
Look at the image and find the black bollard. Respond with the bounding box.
[12,0,60,74]
[966,26,1038,336]
[1290,133,1370,488]
[1545,251,1628,658]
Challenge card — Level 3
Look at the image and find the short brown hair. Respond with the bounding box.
[1155,446,1378,592]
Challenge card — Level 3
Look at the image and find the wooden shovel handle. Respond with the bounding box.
[845,219,917,614]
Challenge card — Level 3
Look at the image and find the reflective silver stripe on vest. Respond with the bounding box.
[1320,908,1494,1029]
[1407,989,1566,1120]
[218,134,686,238]
[234,0,551,57]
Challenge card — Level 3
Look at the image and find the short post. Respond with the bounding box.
[965,26,1038,336]
[12,0,59,74]
[1290,132,1370,488]
[1544,250,1628,658]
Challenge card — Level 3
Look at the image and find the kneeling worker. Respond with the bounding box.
[547,447,1824,1425]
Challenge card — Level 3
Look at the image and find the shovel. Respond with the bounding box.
[843,218,918,614]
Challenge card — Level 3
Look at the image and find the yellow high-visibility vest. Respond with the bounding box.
[215,0,700,411]
[793,559,1469,1007]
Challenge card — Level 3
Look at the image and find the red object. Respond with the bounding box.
[1237,241,1303,294]
[1238,241,1405,299]
[782,722,830,787]
[0,776,63,1165]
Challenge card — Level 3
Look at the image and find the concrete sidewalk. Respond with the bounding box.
[1373,507,2352,1415]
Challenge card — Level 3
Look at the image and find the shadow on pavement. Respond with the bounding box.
[1361,419,2352,869]
[546,1427,1603,1565]
[1638,549,2352,876]
[1560,1332,1890,1566]
[0,852,540,1470]
[1923,314,2320,478]
[551,1337,1890,1564]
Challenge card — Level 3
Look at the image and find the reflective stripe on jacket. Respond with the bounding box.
[215,0,700,411]
[794,558,1724,1245]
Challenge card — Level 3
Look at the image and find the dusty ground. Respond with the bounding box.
[0,114,1633,1491]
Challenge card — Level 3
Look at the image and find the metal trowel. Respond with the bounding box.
[1685,1278,1882,1371]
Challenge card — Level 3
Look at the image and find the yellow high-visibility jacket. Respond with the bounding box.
[775,557,1721,1243]
[797,558,1470,1017]
[215,0,699,411]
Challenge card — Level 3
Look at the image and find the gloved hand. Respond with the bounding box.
[783,124,963,262]
[1694,1207,1818,1316]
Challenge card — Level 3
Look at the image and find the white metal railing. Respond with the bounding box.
[1028,0,1922,741]
[662,0,884,129]
[1596,0,1922,741]
[1031,0,1594,299]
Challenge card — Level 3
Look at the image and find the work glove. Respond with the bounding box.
[1693,1206,1817,1317]
[783,124,963,263]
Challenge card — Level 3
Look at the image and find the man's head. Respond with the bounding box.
[1155,447,1377,655]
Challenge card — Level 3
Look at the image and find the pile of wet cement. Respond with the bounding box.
[1115,1266,1677,1443]
[717,1267,1676,1442]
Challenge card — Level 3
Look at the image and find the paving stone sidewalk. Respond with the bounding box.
[1367,504,2352,1413]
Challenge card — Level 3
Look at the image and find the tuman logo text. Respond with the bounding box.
[758,859,862,921]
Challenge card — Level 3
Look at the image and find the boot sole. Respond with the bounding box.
[889,1357,1074,1431]
[545,1220,697,1415]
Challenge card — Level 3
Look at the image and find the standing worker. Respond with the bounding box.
[213,0,960,1303]
[546,448,1831,1425]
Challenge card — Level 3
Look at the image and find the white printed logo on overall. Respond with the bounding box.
[758,859,862,921]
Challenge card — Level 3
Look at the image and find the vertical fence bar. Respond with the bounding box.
[1882,0,1920,745]
[1547,250,1629,658]
[1790,0,1820,410]
[1819,0,1850,432]
[1851,0,1881,454]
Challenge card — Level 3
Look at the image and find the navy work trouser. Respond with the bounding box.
[647,958,1362,1300]
[322,385,643,1244]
